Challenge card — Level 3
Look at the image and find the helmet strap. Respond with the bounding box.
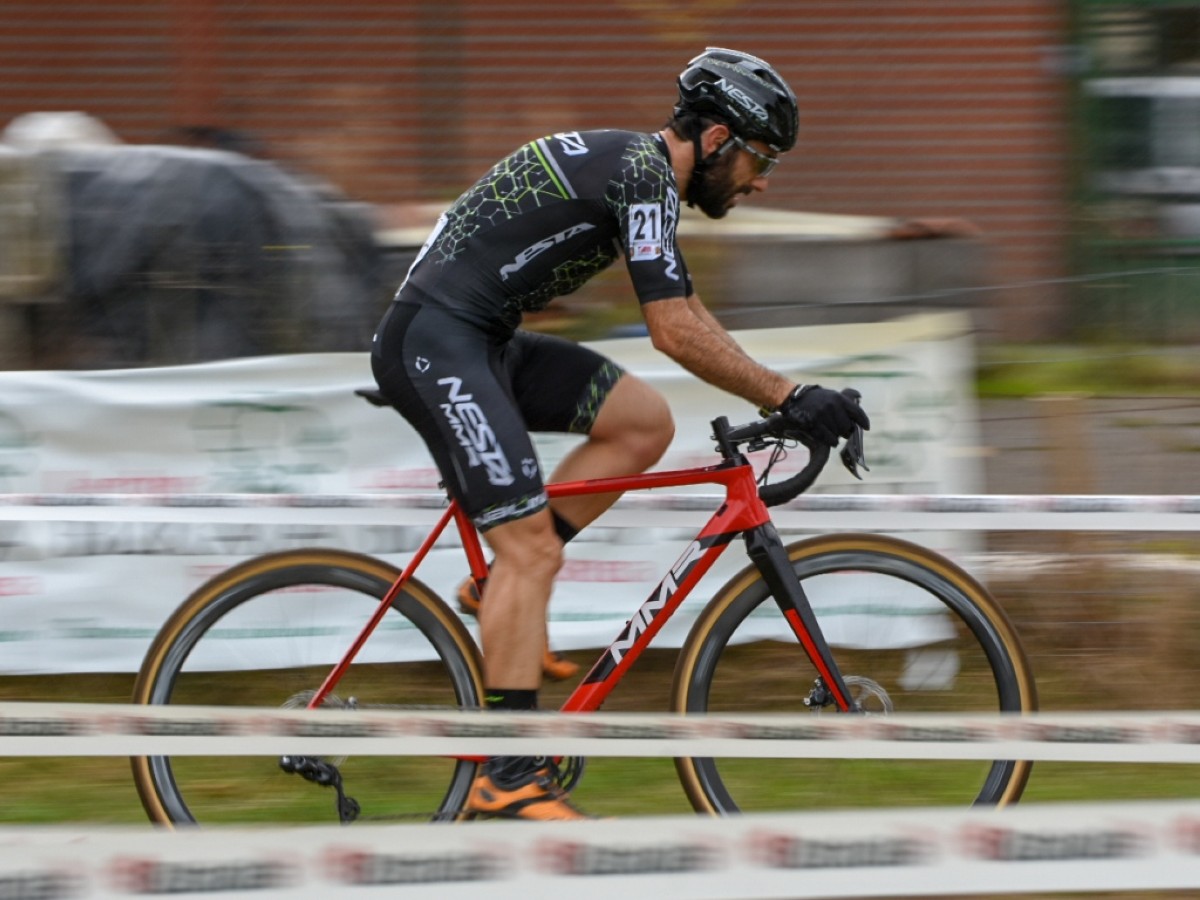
[685,129,734,209]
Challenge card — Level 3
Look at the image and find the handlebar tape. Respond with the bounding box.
[758,441,831,508]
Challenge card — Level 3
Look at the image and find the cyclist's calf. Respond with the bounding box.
[477,510,565,688]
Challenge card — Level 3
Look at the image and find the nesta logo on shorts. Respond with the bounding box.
[437,377,514,486]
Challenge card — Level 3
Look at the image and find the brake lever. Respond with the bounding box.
[840,424,868,479]
[838,389,869,480]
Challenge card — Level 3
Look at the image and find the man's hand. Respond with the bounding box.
[777,385,870,447]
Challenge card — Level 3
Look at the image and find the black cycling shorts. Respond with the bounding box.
[371,301,625,530]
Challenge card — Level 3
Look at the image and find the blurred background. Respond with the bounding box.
[0,0,1080,366]
[6,1,1200,353]
[5,3,1200,357]
[2,0,1200,842]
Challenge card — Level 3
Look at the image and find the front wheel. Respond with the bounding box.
[672,534,1036,814]
[131,549,484,826]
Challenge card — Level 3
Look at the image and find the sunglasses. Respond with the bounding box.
[730,135,780,178]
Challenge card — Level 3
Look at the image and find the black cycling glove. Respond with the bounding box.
[776,384,871,447]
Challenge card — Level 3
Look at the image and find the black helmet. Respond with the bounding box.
[675,47,799,153]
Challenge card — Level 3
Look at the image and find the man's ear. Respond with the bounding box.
[700,122,730,157]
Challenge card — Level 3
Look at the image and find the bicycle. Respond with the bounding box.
[131,390,1037,825]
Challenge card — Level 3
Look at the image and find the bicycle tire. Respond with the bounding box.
[672,533,1036,813]
[131,548,484,826]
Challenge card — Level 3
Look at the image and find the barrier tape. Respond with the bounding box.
[3,492,1199,512]
[2,492,1198,530]
[3,703,1200,763]
[2,801,1198,898]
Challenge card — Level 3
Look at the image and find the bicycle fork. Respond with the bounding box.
[743,523,860,713]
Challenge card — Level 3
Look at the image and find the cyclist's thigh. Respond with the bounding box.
[587,370,674,444]
[372,304,548,530]
[502,329,626,434]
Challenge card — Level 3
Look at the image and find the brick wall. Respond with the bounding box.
[0,0,1073,339]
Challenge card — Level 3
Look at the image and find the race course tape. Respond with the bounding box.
[3,491,1200,530]
[4,703,1200,764]
[2,801,1199,898]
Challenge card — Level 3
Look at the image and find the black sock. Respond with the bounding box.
[551,510,579,545]
[482,690,541,786]
[484,688,538,711]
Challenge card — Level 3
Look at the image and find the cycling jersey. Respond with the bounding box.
[373,129,688,530]
[399,129,693,337]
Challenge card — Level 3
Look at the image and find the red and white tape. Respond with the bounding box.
[3,703,1200,763]
[3,703,1199,897]
[1,492,1199,530]
[1,801,1198,898]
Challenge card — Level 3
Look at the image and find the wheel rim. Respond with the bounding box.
[138,560,480,825]
[679,546,1031,813]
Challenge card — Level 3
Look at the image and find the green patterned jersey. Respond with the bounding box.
[400,130,691,337]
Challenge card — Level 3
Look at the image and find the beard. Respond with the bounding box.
[688,150,740,219]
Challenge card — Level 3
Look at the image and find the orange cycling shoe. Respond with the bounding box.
[456,576,580,681]
[455,575,485,616]
[466,757,591,821]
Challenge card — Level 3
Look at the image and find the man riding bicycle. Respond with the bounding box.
[370,47,869,820]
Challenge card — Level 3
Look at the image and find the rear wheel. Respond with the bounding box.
[673,534,1036,813]
[131,549,483,825]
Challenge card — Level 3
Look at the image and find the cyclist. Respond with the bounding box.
[371,47,869,820]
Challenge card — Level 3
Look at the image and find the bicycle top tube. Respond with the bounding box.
[544,459,758,502]
[542,460,773,538]
[449,458,772,593]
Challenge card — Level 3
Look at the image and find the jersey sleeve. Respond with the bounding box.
[606,136,690,303]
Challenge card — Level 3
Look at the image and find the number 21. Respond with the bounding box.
[631,205,660,241]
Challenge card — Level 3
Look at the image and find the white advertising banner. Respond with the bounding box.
[0,313,981,674]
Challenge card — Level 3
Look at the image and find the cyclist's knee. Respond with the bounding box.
[642,391,675,461]
[486,514,564,578]
[594,375,675,468]
[518,534,564,578]
[495,542,562,592]
[630,416,673,470]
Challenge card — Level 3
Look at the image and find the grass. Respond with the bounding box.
[3,551,1200,827]
[3,636,1199,826]
[977,344,1200,398]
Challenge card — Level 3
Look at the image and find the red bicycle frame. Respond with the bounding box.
[308,454,856,716]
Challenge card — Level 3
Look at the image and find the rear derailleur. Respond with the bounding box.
[279,755,361,824]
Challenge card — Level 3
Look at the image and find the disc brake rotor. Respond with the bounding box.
[843,675,894,714]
